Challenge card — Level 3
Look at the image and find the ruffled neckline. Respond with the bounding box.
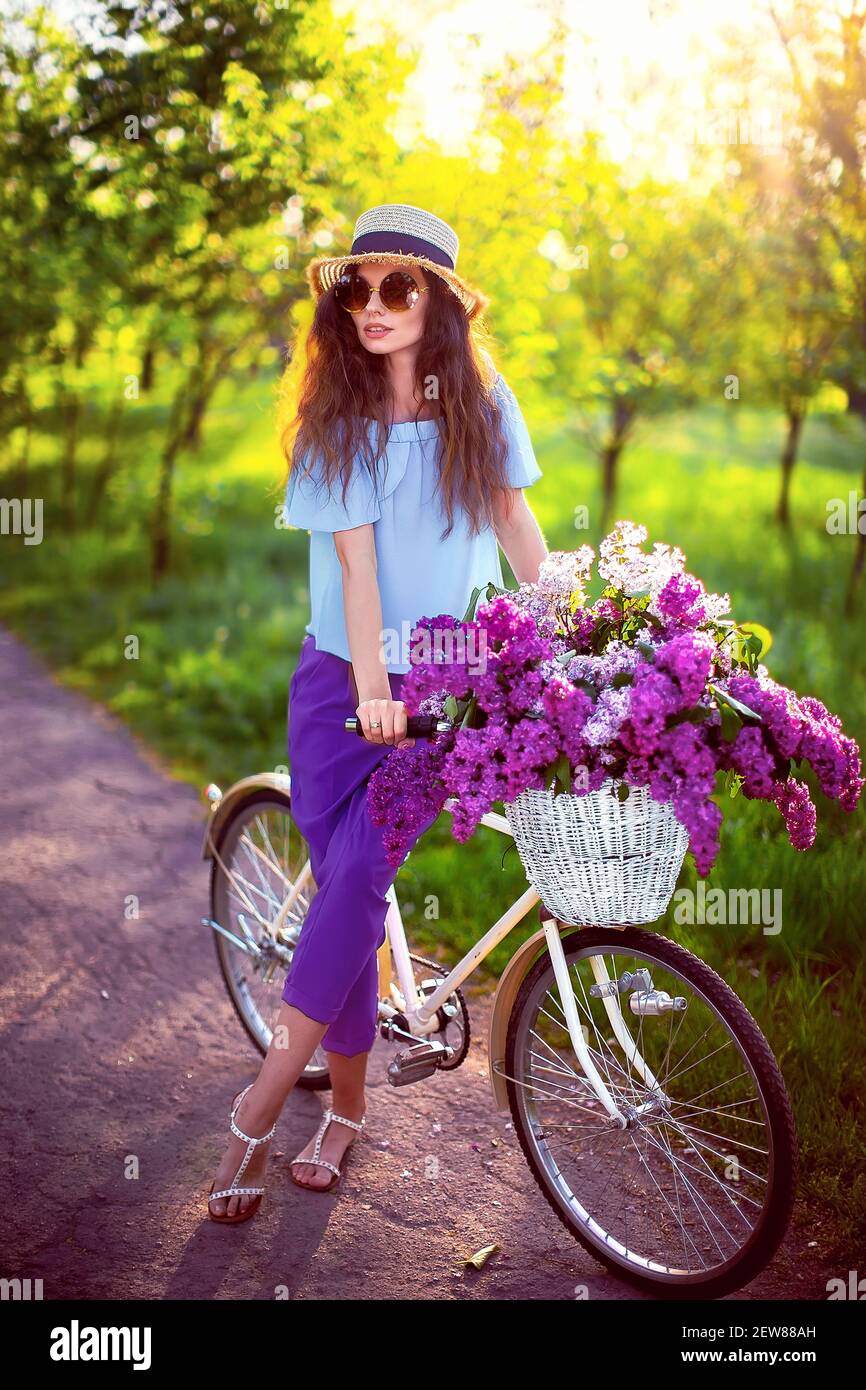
[356,415,442,441]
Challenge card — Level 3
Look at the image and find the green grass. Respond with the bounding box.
[2,367,865,1256]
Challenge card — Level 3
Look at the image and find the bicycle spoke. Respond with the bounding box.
[212,801,328,1076]
[508,936,784,1286]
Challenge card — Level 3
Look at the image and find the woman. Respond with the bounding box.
[208,203,548,1222]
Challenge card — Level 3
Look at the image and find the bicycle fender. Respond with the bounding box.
[201,773,294,860]
[487,926,554,1112]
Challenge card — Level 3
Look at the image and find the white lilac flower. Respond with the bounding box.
[597,521,651,590]
[565,654,597,684]
[537,551,582,596]
[598,522,690,599]
[702,589,731,620]
[596,640,641,684]
[574,545,596,586]
[645,541,688,599]
[582,687,631,746]
[539,657,564,683]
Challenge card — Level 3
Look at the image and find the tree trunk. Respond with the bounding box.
[181,390,208,450]
[150,348,216,581]
[150,383,189,584]
[599,397,634,528]
[151,432,181,583]
[776,407,803,527]
[14,370,32,494]
[85,393,125,525]
[141,344,155,393]
[58,383,80,534]
[601,441,623,526]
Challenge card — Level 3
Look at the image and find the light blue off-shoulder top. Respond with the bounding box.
[281,372,542,674]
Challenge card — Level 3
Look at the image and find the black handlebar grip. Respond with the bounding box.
[344,715,454,738]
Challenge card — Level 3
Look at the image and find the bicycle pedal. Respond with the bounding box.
[387,1040,453,1087]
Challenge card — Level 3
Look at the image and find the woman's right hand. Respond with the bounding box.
[356,697,416,748]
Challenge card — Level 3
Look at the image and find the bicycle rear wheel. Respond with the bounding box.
[211,790,330,1088]
[504,926,798,1299]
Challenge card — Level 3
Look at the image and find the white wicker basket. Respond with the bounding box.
[504,777,689,926]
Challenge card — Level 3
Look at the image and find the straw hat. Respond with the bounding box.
[305,203,489,319]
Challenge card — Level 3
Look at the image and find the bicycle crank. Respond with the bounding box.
[383,1023,458,1084]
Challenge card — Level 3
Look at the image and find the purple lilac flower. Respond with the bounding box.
[582,687,631,747]
[648,723,722,877]
[725,725,778,798]
[623,668,679,756]
[653,631,716,707]
[651,571,731,633]
[653,572,707,629]
[723,672,864,810]
[367,741,450,868]
[596,640,641,685]
[593,597,622,623]
[771,777,817,851]
[367,524,863,880]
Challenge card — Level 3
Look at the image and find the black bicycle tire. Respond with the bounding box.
[210,789,331,1091]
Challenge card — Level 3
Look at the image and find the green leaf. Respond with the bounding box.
[668,705,712,726]
[542,753,572,794]
[555,754,572,793]
[636,641,656,662]
[738,622,773,660]
[710,683,762,722]
[461,586,483,623]
[572,678,599,701]
[443,694,460,721]
[719,702,741,743]
[725,768,744,799]
[610,671,633,688]
[616,782,630,801]
[460,694,478,729]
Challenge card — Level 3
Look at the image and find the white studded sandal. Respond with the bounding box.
[207,1084,277,1225]
[289,1109,366,1194]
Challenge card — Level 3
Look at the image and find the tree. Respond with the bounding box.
[768,0,866,606]
[1,0,413,577]
[545,144,750,524]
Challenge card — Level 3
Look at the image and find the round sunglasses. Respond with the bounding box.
[334,268,428,314]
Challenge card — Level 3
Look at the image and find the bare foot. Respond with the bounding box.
[290,1103,366,1190]
[208,1088,276,1219]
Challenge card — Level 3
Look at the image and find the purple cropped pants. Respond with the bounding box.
[280,634,439,1057]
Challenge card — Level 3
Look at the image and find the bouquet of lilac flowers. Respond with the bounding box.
[367,521,863,883]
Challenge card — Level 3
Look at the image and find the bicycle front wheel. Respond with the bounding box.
[504,926,798,1299]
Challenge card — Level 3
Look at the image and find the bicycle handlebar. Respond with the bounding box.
[344,715,454,738]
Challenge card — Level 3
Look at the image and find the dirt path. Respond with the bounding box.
[0,625,840,1301]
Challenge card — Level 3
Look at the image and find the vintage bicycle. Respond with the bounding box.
[202,714,797,1300]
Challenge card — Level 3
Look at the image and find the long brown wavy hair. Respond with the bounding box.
[278,269,517,539]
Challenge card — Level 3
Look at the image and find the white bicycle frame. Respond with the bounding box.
[272,797,661,1127]
[221,791,665,1127]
